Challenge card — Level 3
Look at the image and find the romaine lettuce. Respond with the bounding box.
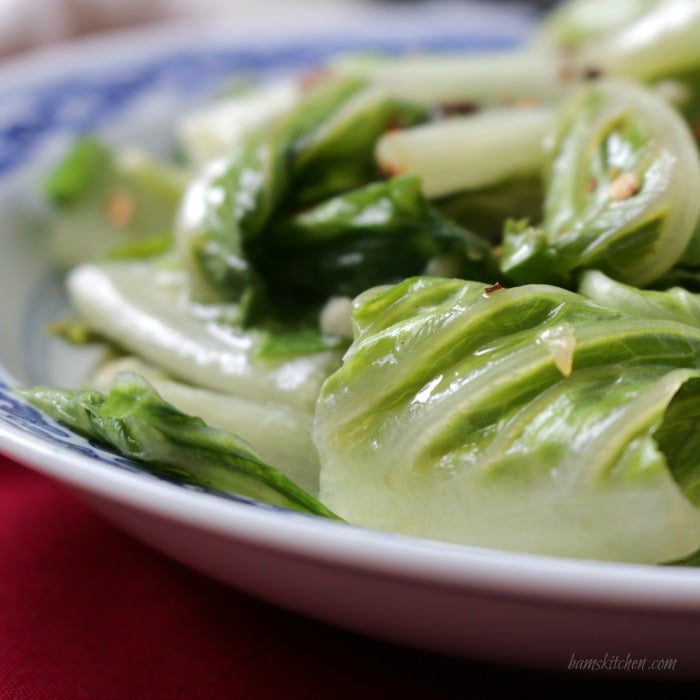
[175,78,427,313]
[579,269,700,328]
[500,79,700,287]
[313,276,700,562]
[20,373,338,518]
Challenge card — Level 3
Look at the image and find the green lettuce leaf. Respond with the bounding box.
[175,78,428,312]
[500,79,700,287]
[579,269,700,327]
[19,372,340,519]
[533,0,661,51]
[90,356,322,493]
[65,260,343,412]
[578,0,700,88]
[435,175,544,244]
[257,174,495,308]
[313,276,700,563]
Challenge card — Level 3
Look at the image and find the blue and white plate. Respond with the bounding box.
[1,4,699,676]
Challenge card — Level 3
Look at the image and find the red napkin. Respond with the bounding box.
[8,453,668,695]
[1,453,573,698]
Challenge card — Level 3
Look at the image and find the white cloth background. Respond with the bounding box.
[0,0,537,57]
[0,0,279,54]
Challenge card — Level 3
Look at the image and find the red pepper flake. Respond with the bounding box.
[583,66,603,81]
[514,97,539,109]
[558,62,576,84]
[378,160,404,178]
[587,177,597,193]
[385,113,407,133]
[439,100,480,117]
[104,190,135,229]
[299,68,332,92]
[483,282,504,295]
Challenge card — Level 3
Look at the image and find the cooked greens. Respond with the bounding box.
[175,78,430,315]
[579,269,700,328]
[89,356,322,492]
[258,174,495,307]
[500,79,700,287]
[374,107,551,199]
[313,277,700,563]
[20,373,339,518]
[43,138,186,268]
[20,0,700,564]
[65,261,343,412]
[532,0,660,51]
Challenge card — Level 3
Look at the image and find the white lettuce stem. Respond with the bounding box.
[375,106,552,199]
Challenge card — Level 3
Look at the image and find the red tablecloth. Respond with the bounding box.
[1,454,659,697]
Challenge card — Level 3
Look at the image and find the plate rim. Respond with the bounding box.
[3,413,700,613]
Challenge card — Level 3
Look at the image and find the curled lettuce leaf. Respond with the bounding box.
[258,174,495,307]
[288,84,426,206]
[313,276,700,563]
[577,0,700,87]
[175,132,282,308]
[500,79,700,287]
[175,78,427,310]
[331,1,700,136]
[374,106,550,242]
[329,48,565,109]
[535,1,700,94]
[556,0,700,131]
[435,175,544,245]
[19,373,339,518]
[176,78,300,168]
[374,107,551,200]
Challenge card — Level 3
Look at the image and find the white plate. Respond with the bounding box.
[1,4,699,678]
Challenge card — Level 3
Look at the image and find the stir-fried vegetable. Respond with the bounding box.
[500,79,700,287]
[579,269,700,328]
[175,78,429,314]
[65,261,343,412]
[20,373,339,518]
[532,0,661,51]
[258,174,495,308]
[375,107,551,200]
[313,276,700,563]
[16,0,700,564]
[43,138,186,268]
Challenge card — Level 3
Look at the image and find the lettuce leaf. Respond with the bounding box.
[500,79,700,287]
[175,78,428,313]
[313,276,700,563]
[19,372,340,519]
[579,269,700,327]
[258,174,495,308]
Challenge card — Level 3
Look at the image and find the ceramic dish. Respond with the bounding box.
[0,4,699,677]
